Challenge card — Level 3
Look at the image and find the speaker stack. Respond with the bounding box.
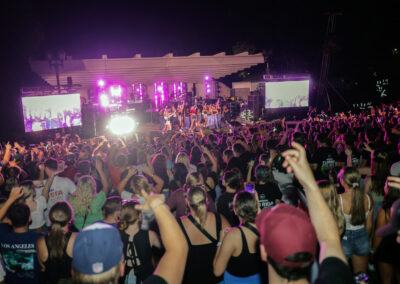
[248,92,260,121]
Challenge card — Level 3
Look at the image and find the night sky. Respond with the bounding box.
[0,0,398,139]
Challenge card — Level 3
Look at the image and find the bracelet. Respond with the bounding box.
[151,202,165,212]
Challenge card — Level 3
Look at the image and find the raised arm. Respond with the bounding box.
[0,186,23,221]
[2,142,12,166]
[116,167,138,195]
[94,158,110,195]
[247,160,255,183]
[142,166,164,194]
[282,142,347,264]
[201,146,218,173]
[41,172,58,201]
[136,190,188,284]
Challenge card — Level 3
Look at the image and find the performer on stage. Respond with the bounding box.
[163,106,173,133]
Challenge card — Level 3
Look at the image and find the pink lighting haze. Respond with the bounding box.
[204,75,210,81]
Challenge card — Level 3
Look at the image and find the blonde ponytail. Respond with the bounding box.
[187,186,208,228]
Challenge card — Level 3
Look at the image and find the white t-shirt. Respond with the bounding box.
[272,170,294,191]
[36,176,76,226]
[29,196,47,230]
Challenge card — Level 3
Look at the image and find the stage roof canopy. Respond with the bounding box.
[30,52,264,87]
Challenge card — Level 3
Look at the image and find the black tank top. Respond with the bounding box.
[120,229,154,283]
[43,232,73,283]
[178,213,222,284]
[226,224,263,277]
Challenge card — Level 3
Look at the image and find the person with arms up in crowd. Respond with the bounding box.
[255,142,354,283]
[0,187,42,284]
[34,158,76,227]
[70,174,109,230]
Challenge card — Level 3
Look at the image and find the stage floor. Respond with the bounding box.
[136,122,161,133]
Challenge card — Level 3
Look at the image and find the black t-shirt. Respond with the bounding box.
[217,192,239,226]
[311,147,338,179]
[144,275,168,284]
[314,257,354,284]
[256,182,282,209]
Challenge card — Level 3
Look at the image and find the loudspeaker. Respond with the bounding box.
[81,105,96,138]
[248,94,260,121]
[185,92,193,106]
[67,77,73,89]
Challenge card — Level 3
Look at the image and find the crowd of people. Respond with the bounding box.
[0,103,400,284]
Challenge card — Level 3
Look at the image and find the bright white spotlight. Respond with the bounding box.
[108,115,135,135]
[100,93,109,107]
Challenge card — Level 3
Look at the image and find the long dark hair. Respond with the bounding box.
[370,151,390,196]
[152,154,169,186]
[48,201,74,259]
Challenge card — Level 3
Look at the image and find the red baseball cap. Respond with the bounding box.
[255,203,317,268]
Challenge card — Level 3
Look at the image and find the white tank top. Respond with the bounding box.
[339,194,371,231]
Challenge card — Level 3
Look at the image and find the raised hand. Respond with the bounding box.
[282,142,316,191]
[9,186,24,202]
[135,189,165,211]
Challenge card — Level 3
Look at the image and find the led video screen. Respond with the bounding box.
[22,94,82,132]
[265,80,309,108]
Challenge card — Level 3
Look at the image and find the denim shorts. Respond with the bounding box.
[341,228,370,258]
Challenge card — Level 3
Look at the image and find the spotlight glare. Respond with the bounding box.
[110,85,122,97]
[204,75,210,81]
[100,93,109,107]
[157,86,163,92]
[108,115,135,135]
[98,79,105,87]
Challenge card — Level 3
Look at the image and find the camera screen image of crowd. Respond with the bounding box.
[22,94,82,132]
[265,80,309,108]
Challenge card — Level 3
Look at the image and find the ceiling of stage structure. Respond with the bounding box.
[30,52,264,87]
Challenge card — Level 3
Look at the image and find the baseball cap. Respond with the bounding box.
[256,203,317,268]
[72,223,123,275]
[377,199,400,237]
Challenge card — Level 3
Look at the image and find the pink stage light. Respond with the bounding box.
[206,89,211,93]
[98,79,105,87]
[157,86,163,92]
[100,93,109,107]
[204,75,210,81]
[110,85,122,97]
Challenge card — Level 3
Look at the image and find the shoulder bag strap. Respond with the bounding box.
[187,214,217,244]
[214,213,222,242]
